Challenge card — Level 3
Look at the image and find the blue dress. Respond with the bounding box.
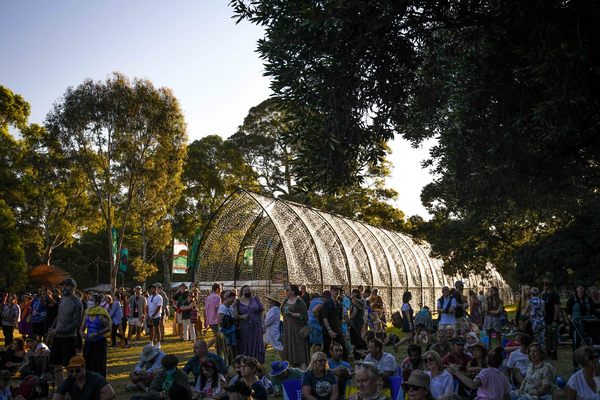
[308,297,324,345]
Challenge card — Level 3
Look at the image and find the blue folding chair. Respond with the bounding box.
[389,375,404,400]
[282,379,302,400]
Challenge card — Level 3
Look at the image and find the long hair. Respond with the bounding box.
[307,351,328,373]
[200,359,220,389]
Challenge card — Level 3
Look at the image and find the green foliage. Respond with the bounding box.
[131,256,159,284]
[175,135,260,239]
[0,200,27,291]
[233,0,600,279]
[46,73,188,289]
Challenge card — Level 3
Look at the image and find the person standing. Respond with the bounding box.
[155,283,169,338]
[264,296,283,358]
[300,285,311,309]
[542,276,560,360]
[321,288,347,359]
[468,289,483,329]
[218,290,238,365]
[80,294,111,377]
[204,284,223,357]
[437,286,457,332]
[452,281,468,332]
[395,291,415,348]
[18,293,33,337]
[173,284,188,340]
[308,293,325,354]
[1,294,20,346]
[236,285,265,363]
[51,355,116,400]
[180,291,197,342]
[348,289,367,351]
[31,289,48,342]
[48,278,83,387]
[528,287,546,346]
[147,284,163,348]
[282,284,310,369]
[128,286,147,343]
[482,286,504,345]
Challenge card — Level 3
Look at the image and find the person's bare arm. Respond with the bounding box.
[448,366,479,390]
[302,385,319,400]
[100,383,116,400]
[329,384,338,400]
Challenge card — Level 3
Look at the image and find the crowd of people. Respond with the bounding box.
[0,276,597,399]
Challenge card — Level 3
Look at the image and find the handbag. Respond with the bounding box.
[299,324,312,339]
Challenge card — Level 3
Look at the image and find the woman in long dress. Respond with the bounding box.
[237,285,265,363]
[281,284,309,368]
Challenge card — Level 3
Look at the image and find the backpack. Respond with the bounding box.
[391,311,403,329]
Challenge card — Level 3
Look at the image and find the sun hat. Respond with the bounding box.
[401,370,430,392]
[269,361,290,376]
[134,285,142,290]
[67,355,86,369]
[265,294,281,305]
[140,344,161,362]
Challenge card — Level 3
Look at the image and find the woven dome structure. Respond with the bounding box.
[196,189,513,312]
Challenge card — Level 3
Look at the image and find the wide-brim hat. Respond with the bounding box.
[402,370,430,392]
[140,344,160,362]
[265,294,281,305]
[270,360,289,376]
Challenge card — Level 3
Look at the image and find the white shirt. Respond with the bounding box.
[567,369,600,400]
[427,369,455,398]
[364,352,397,374]
[438,296,457,325]
[264,306,282,351]
[507,348,530,377]
[147,294,163,318]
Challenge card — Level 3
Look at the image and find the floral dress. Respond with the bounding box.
[529,296,545,346]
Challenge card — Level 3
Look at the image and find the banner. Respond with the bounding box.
[187,228,202,270]
[172,239,188,274]
[119,248,128,273]
[111,227,118,267]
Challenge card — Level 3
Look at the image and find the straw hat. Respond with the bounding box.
[140,344,161,362]
[401,370,431,392]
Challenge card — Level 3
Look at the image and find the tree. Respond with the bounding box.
[0,200,27,291]
[229,99,296,196]
[46,73,188,290]
[175,135,260,239]
[131,256,159,284]
[233,0,600,278]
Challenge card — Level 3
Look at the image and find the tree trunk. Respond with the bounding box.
[162,250,171,290]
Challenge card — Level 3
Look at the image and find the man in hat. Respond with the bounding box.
[126,343,165,392]
[541,275,561,359]
[441,337,472,372]
[147,284,163,348]
[269,360,304,395]
[128,285,147,343]
[51,355,115,400]
[401,370,432,400]
[48,278,83,387]
[348,362,388,400]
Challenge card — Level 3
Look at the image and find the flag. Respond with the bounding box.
[111,227,118,267]
[172,239,188,274]
[187,228,202,270]
[119,248,128,273]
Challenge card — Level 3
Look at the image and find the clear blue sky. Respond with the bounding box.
[1,0,432,217]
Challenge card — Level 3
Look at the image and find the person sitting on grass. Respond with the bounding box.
[19,335,50,378]
[126,344,165,392]
[364,338,397,378]
[506,333,532,387]
[141,354,191,400]
[167,383,191,400]
[327,342,351,399]
[465,342,488,378]
[429,331,451,359]
[401,370,434,400]
[269,360,304,396]
[566,346,600,400]
[348,362,388,400]
[302,352,338,400]
[192,358,226,398]
[447,346,510,400]
[223,380,253,400]
[228,355,245,386]
[441,337,472,372]
[400,344,425,382]
[51,355,115,400]
[423,350,455,399]
[239,356,268,400]
[511,342,555,400]
[182,340,228,385]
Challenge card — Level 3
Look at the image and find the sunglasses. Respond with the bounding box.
[68,368,83,374]
[405,384,423,392]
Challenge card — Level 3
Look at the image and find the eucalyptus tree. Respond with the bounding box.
[46,73,188,290]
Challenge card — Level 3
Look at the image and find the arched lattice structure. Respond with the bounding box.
[196,189,513,312]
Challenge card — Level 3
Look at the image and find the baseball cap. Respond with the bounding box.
[67,355,86,369]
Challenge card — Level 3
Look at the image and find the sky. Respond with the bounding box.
[1,0,433,218]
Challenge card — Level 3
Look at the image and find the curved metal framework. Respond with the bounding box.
[196,189,513,311]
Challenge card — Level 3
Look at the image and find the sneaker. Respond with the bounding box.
[125,383,138,392]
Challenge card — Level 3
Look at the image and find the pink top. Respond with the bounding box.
[204,292,221,328]
[475,368,510,400]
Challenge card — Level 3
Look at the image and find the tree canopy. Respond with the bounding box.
[232,0,600,281]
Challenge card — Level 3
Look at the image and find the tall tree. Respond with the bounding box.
[233,0,600,277]
[175,135,260,239]
[0,200,27,291]
[46,73,188,290]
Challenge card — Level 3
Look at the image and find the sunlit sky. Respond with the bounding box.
[1,1,433,218]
